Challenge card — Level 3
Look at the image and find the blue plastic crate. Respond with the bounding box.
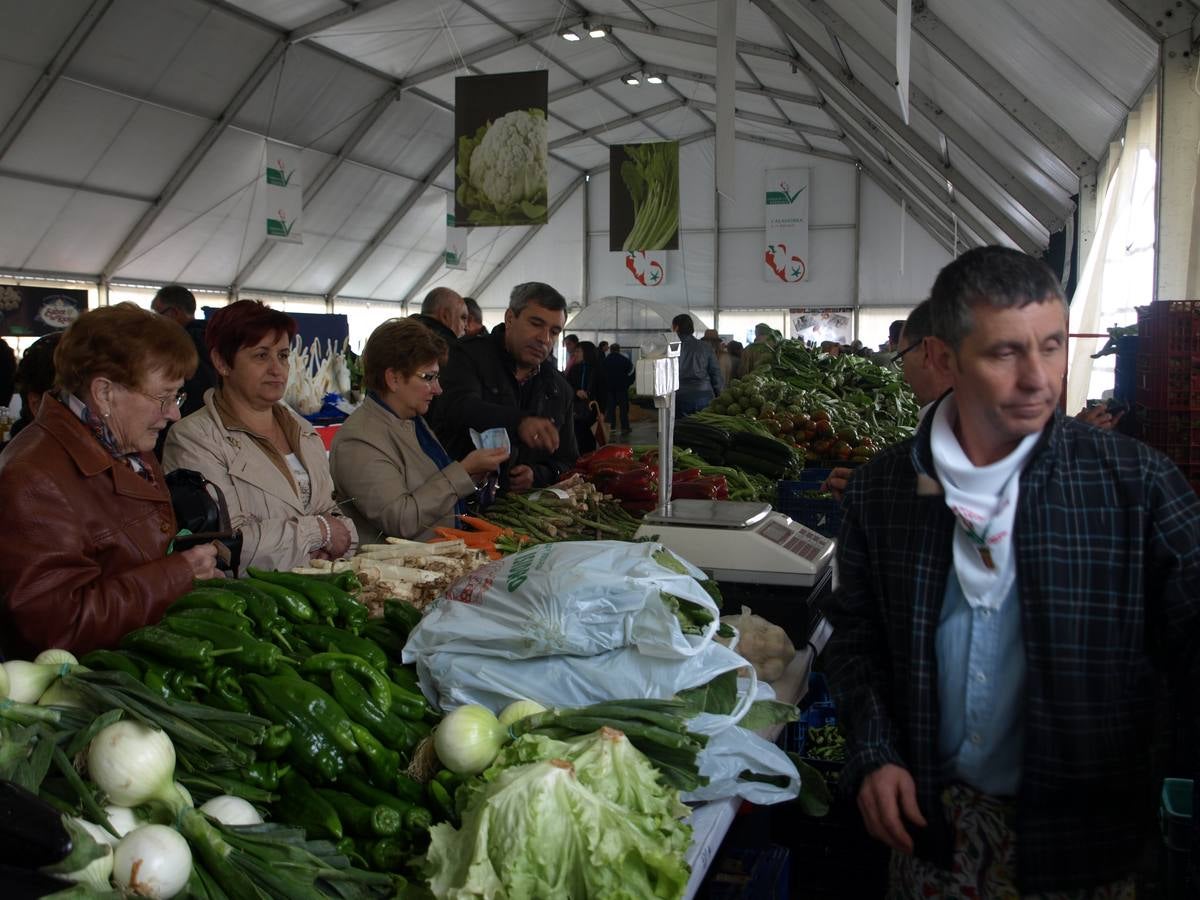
[1161,778,1194,900]
[780,673,845,780]
[777,471,842,537]
[705,844,791,899]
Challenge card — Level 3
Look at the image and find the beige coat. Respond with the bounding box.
[163,391,356,572]
[330,396,477,543]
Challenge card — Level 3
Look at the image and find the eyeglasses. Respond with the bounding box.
[414,371,440,384]
[892,341,922,364]
[128,386,187,414]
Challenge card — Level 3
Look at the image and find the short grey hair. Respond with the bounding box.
[509,282,566,315]
[421,286,461,316]
[930,246,1066,349]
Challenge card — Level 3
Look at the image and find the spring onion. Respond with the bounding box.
[113,824,192,899]
[3,660,66,703]
[198,795,263,826]
[62,818,116,889]
[87,721,185,813]
[34,649,79,666]
[498,699,546,727]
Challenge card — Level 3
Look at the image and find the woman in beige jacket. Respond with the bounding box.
[164,301,356,572]
[330,319,508,543]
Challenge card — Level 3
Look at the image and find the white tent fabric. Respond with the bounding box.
[566,296,711,345]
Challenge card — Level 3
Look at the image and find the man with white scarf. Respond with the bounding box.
[825,246,1200,898]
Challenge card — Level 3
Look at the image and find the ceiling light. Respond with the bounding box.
[622,73,640,86]
[560,28,581,41]
[588,25,609,38]
[646,73,665,85]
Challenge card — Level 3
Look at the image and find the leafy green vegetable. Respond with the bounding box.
[620,142,679,251]
[426,759,690,899]
[736,700,800,732]
[677,670,738,717]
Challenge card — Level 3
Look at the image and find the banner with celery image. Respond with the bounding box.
[454,70,549,227]
[609,141,680,252]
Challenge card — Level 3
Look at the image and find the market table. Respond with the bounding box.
[682,616,833,898]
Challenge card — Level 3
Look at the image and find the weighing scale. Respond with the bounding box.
[630,334,836,588]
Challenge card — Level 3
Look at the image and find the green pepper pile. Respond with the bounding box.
[78,569,443,878]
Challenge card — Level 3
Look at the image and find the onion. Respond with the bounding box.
[433,705,508,774]
[34,649,78,666]
[0,662,9,700]
[113,824,191,899]
[88,721,184,812]
[174,782,194,808]
[3,660,62,703]
[63,818,115,889]
[498,699,547,727]
[104,805,145,840]
[199,795,263,826]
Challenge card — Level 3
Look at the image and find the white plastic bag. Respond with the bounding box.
[402,541,719,661]
[682,726,801,806]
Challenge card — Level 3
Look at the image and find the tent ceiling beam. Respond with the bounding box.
[737,49,815,150]
[548,99,687,149]
[750,0,1044,252]
[688,98,842,140]
[398,252,449,310]
[642,63,823,108]
[802,0,1070,231]
[468,174,587,299]
[100,39,289,281]
[288,0,406,44]
[877,0,1096,176]
[1104,0,1200,40]
[0,167,154,205]
[589,16,798,64]
[0,0,113,163]
[324,145,454,301]
[586,127,714,176]
[233,84,402,292]
[734,131,856,165]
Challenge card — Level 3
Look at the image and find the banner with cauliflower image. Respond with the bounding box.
[454,71,549,227]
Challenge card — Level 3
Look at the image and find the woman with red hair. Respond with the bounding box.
[164,300,355,572]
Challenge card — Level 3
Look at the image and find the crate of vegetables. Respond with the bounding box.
[776,469,841,537]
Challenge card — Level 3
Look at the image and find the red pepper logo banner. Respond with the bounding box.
[765,244,806,283]
[624,251,667,287]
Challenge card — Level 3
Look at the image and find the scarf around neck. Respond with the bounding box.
[62,391,153,483]
[929,396,1039,610]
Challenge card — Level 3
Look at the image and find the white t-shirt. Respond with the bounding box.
[285,452,312,507]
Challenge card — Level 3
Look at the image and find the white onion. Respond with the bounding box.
[174,782,194,808]
[103,805,145,841]
[34,649,78,666]
[88,721,181,811]
[63,818,115,889]
[433,705,508,774]
[3,660,61,703]
[0,662,9,700]
[498,699,547,727]
[113,825,191,899]
[199,795,263,826]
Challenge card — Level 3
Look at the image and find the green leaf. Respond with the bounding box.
[788,754,833,817]
[736,700,800,732]
[676,670,738,717]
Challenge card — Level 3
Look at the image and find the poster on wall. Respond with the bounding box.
[764,168,809,283]
[445,198,468,270]
[609,141,680,251]
[0,286,87,337]
[454,70,548,227]
[265,141,303,243]
[622,251,667,287]
[790,307,852,346]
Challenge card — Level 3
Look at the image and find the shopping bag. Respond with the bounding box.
[590,401,608,446]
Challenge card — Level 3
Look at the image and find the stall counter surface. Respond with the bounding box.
[682,616,832,898]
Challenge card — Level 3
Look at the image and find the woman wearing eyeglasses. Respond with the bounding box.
[330,319,508,542]
[163,300,356,572]
[0,303,218,658]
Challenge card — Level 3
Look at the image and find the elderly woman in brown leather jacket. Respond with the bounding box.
[0,303,219,659]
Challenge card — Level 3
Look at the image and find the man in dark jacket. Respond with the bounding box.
[432,282,577,491]
[412,287,467,343]
[603,342,634,434]
[151,285,217,457]
[670,314,723,417]
[826,246,1200,896]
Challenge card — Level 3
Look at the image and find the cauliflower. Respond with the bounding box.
[459,108,548,222]
[718,606,795,682]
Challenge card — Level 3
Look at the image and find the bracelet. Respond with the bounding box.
[316,515,332,549]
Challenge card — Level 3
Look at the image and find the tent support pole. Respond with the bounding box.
[852,166,862,341]
[582,177,590,307]
[712,182,721,331]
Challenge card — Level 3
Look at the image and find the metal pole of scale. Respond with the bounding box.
[635,333,683,515]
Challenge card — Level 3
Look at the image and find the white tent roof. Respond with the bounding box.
[0,0,1181,302]
[566,295,711,337]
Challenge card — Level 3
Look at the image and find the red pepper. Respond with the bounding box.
[672,468,704,483]
[671,476,729,500]
[591,445,635,461]
[596,469,658,501]
[589,458,652,477]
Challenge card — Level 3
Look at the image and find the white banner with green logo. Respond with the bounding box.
[763,168,808,283]
[265,141,302,243]
[445,198,468,270]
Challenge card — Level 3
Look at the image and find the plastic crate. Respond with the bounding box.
[777,469,842,537]
[1137,301,1200,357]
[780,673,845,782]
[1161,778,1194,900]
[1138,408,1200,470]
[703,844,791,899]
[1135,355,1200,411]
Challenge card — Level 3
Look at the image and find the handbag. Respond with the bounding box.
[590,401,608,446]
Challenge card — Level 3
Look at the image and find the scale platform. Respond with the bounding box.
[635,499,835,586]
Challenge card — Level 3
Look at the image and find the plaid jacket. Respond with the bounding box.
[825,402,1200,893]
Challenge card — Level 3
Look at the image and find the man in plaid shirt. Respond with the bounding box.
[826,246,1200,897]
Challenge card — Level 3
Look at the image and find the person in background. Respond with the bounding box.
[568,340,606,453]
[562,334,580,373]
[412,287,467,342]
[164,300,356,572]
[5,332,61,446]
[820,340,842,357]
[432,282,578,492]
[597,340,609,356]
[603,342,634,435]
[671,314,723,418]
[0,304,217,658]
[462,296,486,337]
[151,284,218,456]
[330,319,508,543]
[724,340,743,382]
[0,338,14,409]
[739,323,777,376]
[825,246,1200,898]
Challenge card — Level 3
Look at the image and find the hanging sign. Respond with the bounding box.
[790,307,852,346]
[445,198,468,270]
[265,141,302,243]
[763,168,809,283]
[623,251,667,287]
[609,142,680,251]
[0,286,88,337]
